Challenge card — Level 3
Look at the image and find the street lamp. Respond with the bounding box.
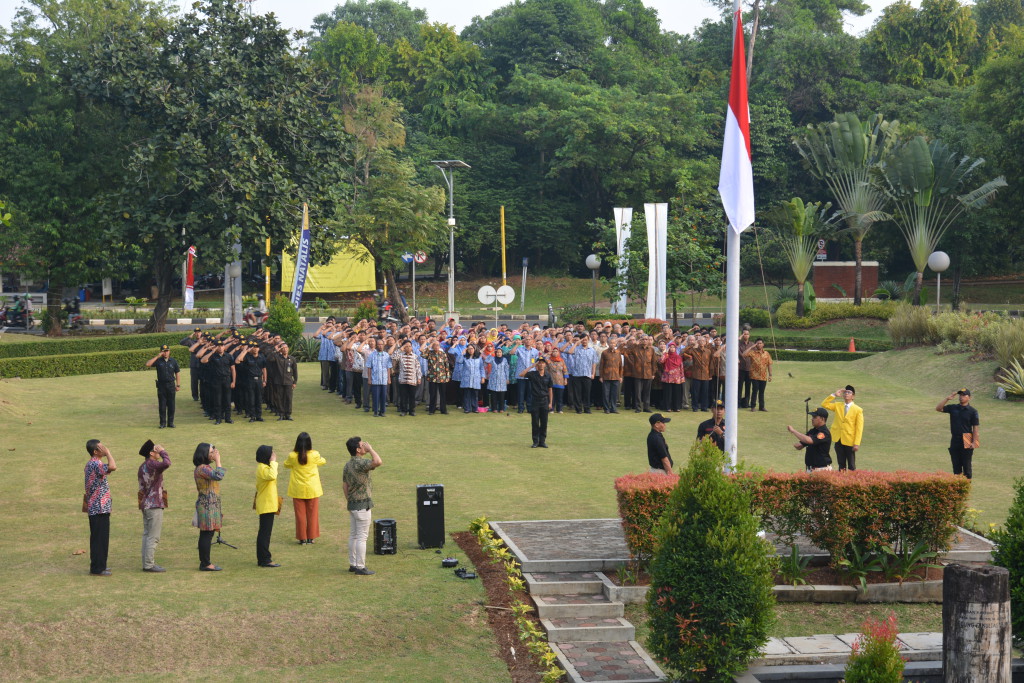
[928,251,950,313]
[431,160,471,318]
[586,254,601,310]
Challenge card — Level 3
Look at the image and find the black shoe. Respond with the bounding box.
[143,565,166,573]
[277,416,284,421]
[759,408,767,412]
[643,409,652,413]
[284,416,293,420]
[249,418,256,422]
[167,424,175,428]
[259,562,281,568]
[90,570,113,576]
[353,567,375,575]
[159,424,166,429]
[584,409,592,414]
[539,443,548,448]
[634,408,641,413]
[225,418,233,424]
[531,443,539,448]
[611,410,619,414]
[255,417,263,422]
[199,564,222,572]
[215,419,221,425]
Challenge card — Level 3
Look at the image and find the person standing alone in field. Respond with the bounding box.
[937,388,980,479]
[821,385,864,470]
[343,437,383,576]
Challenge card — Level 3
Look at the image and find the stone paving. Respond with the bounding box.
[553,642,664,683]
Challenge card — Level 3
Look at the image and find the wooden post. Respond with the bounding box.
[942,564,1012,682]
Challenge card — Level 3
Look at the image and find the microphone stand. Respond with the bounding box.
[215,531,238,549]
[804,397,812,432]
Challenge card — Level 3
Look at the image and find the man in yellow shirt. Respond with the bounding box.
[821,385,864,470]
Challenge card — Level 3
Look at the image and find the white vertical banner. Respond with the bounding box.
[612,207,632,314]
[644,202,668,320]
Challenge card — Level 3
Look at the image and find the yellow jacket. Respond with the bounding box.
[821,395,864,447]
[284,450,326,499]
[255,462,280,514]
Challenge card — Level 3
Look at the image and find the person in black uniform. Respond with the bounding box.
[519,357,554,448]
[646,413,673,473]
[236,340,267,422]
[936,388,980,479]
[696,399,726,451]
[787,407,832,471]
[201,339,236,424]
[145,345,180,428]
[180,327,204,401]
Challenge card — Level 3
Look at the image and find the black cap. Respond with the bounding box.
[649,413,671,425]
[138,439,154,457]
[159,344,170,351]
[713,400,724,409]
[845,385,856,394]
[194,326,202,332]
[811,407,829,419]
[957,388,971,396]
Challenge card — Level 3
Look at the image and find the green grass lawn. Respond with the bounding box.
[0,346,1017,680]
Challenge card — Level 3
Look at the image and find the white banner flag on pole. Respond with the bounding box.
[612,207,632,314]
[644,203,667,320]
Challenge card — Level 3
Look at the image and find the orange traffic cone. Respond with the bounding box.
[848,338,856,353]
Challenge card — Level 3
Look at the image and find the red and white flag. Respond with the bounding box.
[718,10,755,234]
[184,245,197,311]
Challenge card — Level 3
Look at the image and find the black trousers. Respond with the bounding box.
[428,381,447,413]
[739,369,751,407]
[949,438,974,479]
[257,513,275,565]
[749,379,767,410]
[348,371,363,406]
[690,378,709,411]
[277,384,293,418]
[622,377,635,408]
[602,379,620,412]
[210,379,232,420]
[665,383,684,411]
[489,389,506,412]
[320,360,332,389]
[552,386,565,412]
[156,381,176,426]
[198,529,215,567]
[531,407,549,445]
[571,376,592,412]
[835,442,857,470]
[399,384,418,415]
[633,378,652,411]
[89,513,110,574]
[246,379,263,419]
[190,367,201,400]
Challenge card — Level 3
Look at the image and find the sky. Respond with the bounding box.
[0,0,909,40]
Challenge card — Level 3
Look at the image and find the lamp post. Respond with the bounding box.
[928,251,950,313]
[586,254,601,310]
[431,160,471,318]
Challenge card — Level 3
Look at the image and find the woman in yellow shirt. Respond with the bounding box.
[255,445,280,567]
[284,432,326,544]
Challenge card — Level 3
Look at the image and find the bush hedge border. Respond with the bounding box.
[0,346,190,379]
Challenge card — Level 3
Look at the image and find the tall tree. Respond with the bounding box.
[874,137,1006,303]
[311,0,428,46]
[794,112,898,304]
[768,197,832,316]
[73,0,350,331]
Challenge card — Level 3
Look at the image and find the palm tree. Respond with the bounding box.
[794,113,898,305]
[768,198,832,317]
[874,137,1007,304]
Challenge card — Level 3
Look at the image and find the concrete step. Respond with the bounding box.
[542,616,635,643]
[525,571,605,596]
[552,641,666,683]
[533,592,624,619]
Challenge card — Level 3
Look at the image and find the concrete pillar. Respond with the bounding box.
[942,564,1012,682]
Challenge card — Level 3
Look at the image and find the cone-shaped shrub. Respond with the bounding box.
[645,439,777,681]
[264,295,303,348]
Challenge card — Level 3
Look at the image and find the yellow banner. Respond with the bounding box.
[281,242,376,293]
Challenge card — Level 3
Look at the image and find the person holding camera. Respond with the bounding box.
[343,437,383,576]
[192,443,226,571]
[84,439,117,576]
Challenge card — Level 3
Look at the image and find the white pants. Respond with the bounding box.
[348,509,372,568]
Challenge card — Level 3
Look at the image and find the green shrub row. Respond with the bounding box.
[773,349,874,362]
[765,337,891,352]
[888,304,1024,367]
[0,346,190,379]
[615,468,969,569]
[0,332,190,359]
[776,300,897,329]
[739,307,771,328]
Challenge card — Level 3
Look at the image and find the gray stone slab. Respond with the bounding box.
[897,632,943,651]
[784,635,850,655]
[759,638,796,656]
[834,633,864,648]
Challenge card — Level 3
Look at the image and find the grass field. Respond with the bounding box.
[0,346,1018,680]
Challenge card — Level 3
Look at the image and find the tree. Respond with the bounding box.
[794,112,898,305]
[311,0,428,46]
[0,0,172,335]
[768,198,832,316]
[874,136,1006,303]
[73,0,350,331]
[645,439,776,680]
[334,87,445,323]
[991,476,1024,646]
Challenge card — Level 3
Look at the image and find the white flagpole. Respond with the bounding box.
[723,0,743,471]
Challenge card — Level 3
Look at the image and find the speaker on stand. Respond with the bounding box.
[416,484,445,549]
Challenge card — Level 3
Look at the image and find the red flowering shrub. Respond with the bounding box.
[614,472,679,568]
[616,469,969,568]
[844,612,905,682]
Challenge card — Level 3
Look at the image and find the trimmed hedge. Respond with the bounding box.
[739,307,771,328]
[615,469,969,568]
[767,337,892,352]
[773,349,874,362]
[0,346,190,379]
[776,300,897,329]
[0,332,189,359]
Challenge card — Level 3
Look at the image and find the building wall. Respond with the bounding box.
[812,261,879,299]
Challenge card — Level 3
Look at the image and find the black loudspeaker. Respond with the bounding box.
[374,518,397,555]
[416,484,445,549]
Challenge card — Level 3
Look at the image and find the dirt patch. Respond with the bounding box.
[453,531,547,683]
